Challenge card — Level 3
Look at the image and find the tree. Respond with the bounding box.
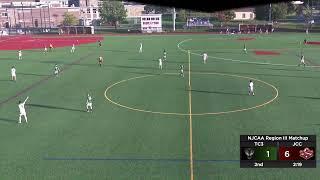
[255,3,290,21]
[214,10,235,23]
[99,0,127,29]
[224,11,236,22]
[287,2,297,15]
[62,12,77,26]
[176,9,187,22]
[144,5,170,14]
[271,3,288,20]
[255,5,268,20]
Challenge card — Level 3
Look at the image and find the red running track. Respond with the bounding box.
[305,41,320,45]
[254,50,281,56]
[237,37,256,41]
[0,35,104,50]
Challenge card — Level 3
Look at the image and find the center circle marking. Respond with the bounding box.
[104,72,279,116]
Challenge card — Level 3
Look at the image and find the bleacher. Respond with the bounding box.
[185,17,213,29]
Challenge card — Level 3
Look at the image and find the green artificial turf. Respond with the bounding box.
[1,33,320,179]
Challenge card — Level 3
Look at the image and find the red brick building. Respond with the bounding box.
[0,1,100,28]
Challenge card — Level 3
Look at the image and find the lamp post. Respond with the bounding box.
[268,3,272,23]
[47,4,51,29]
[21,2,26,34]
[173,8,176,31]
[6,8,10,35]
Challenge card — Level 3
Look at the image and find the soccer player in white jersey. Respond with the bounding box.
[86,93,93,112]
[11,66,16,81]
[298,55,306,67]
[54,64,60,77]
[49,43,53,52]
[44,46,48,54]
[158,58,163,70]
[18,96,29,124]
[243,44,247,54]
[203,53,208,64]
[139,43,143,53]
[249,80,254,96]
[71,44,75,53]
[18,50,22,60]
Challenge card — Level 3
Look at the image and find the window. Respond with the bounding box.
[142,18,146,20]
[147,18,150,20]
[242,13,246,18]
[93,9,97,13]
[151,18,155,20]
[1,12,8,17]
[87,8,90,13]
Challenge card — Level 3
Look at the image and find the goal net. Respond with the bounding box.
[58,26,94,35]
[239,24,273,33]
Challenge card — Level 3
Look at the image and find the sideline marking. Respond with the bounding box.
[188,50,194,180]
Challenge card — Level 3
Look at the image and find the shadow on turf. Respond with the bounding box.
[194,70,320,80]
[124,71,160,75]
[190,89,247,96]
[27,104,86,112]
[0,58,20,61]
[18,73,49,77]
[40,61,64,64]
[104,49,131,53]
[258,67,308,72]
[288,96,320,100]
[0,118,16,124]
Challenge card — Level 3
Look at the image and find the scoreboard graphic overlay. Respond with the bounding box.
[240,135,316,168]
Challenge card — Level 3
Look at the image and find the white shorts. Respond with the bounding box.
[159,63,162,66]
[54,70,59,74]
[249,87,254,92]
[87,103,92,107]
[20,111,26,116]
[301,60,305,63]
[12,73,16,77]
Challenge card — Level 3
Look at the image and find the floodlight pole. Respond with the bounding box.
[173,7,176,31]
[268,3,272,22]
[21,2,26,35]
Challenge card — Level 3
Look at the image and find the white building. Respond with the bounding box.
[79,6,100,26]
[233,8,255,21]
[140,14,162,33]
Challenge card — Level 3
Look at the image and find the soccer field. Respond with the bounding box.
[1,33,320,179]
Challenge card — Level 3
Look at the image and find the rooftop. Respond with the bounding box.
[234,8,254,12]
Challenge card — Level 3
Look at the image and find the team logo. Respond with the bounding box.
[299,148,314,160]
[244,148,255,160]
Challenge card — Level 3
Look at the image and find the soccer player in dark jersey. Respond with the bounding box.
[180,64,184,78]
[98,56,103,67]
